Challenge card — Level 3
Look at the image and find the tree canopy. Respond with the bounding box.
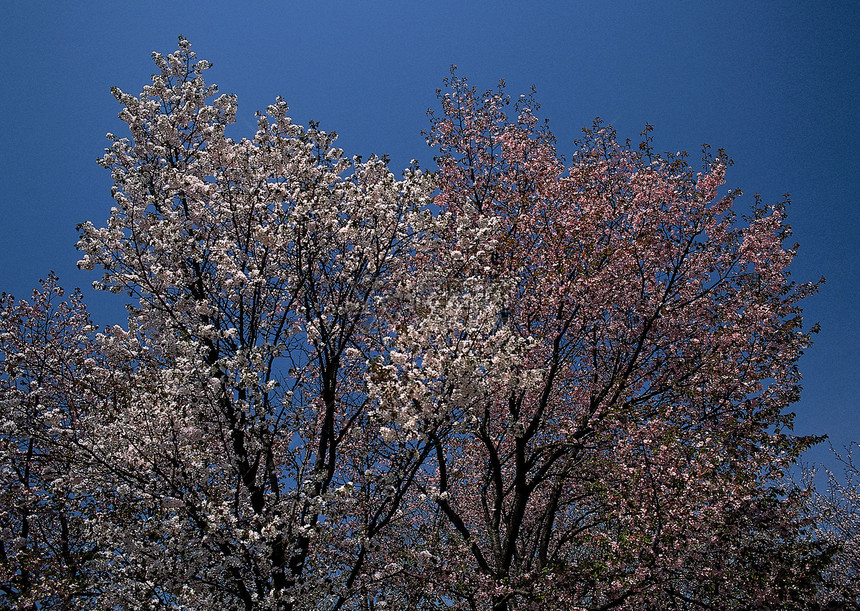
[1,39,853,610]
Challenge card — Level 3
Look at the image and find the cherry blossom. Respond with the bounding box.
[373,71,828,609]
[0,42,836,610]
[814,444,860,606]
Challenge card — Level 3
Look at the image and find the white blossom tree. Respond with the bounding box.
[814,444,860,607]
[74,38,435,609]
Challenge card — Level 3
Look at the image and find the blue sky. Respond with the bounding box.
[1,2,857,467]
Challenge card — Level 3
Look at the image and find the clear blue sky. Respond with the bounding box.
[1,2,857,468]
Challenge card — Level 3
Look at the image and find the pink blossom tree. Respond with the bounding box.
[0,276,102,608]
[369,72,828,609]
[0,42,835,609]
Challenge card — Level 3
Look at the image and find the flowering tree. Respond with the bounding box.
[369,73,827,609]
[74,39,436,609]
[815,444,860,606]
[0,277,103,608]
[0,41,832,609]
